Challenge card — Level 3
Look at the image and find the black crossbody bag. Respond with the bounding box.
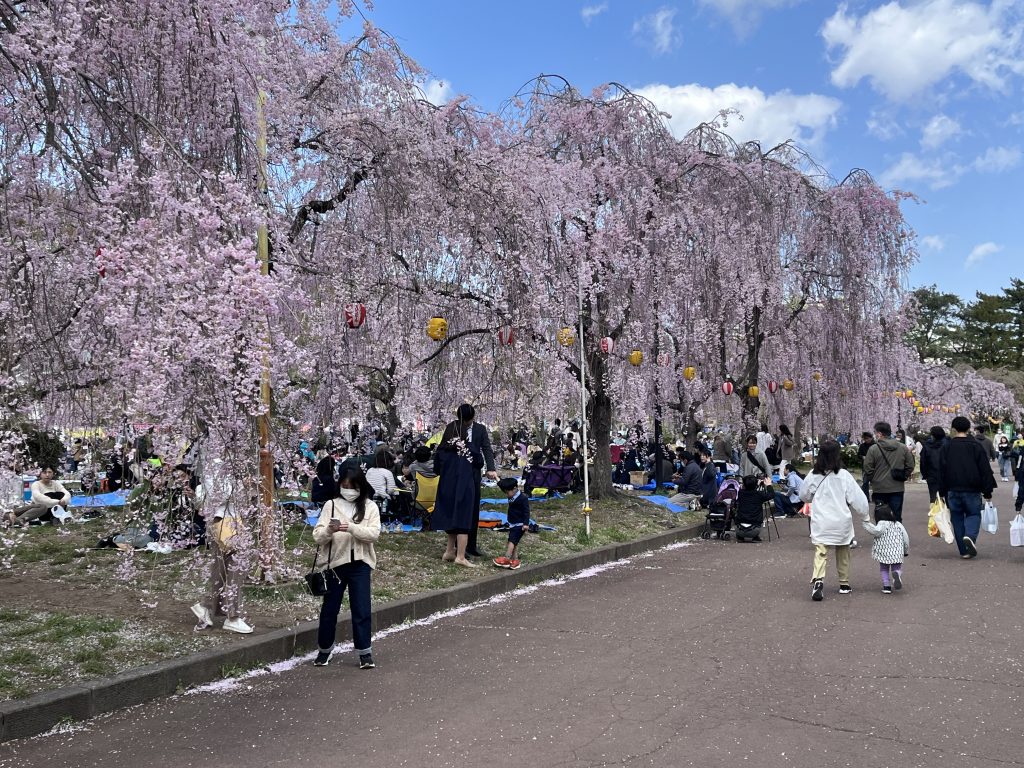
[876,445,908,483]
[304,504,336,597]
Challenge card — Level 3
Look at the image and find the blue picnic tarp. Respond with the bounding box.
[637,494,687,513]
[479,509,556,531]
[480,492,561,505]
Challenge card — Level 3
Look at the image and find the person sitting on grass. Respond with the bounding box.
[493,477,529,570]
[734,474,774,542]
[5,465,71,527]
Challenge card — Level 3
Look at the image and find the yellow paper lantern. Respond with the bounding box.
[683,366,697,381]
[812,372,822,382]
[782,378,795,391]
[426,316,448,341]
[916,406,925,414]
[628,350,643,366]
[748,385,760,398]
[557,327,575,347]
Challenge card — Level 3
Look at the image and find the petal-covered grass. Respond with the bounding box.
[0,491,696,699]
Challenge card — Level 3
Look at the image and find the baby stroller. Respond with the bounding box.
[700,477,741,540]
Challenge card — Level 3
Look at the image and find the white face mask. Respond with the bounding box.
[340,488,360,502]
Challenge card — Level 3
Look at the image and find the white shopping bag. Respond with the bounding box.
[982,501,998,534]
[1010,514,1024,547]
[51,505,73,524]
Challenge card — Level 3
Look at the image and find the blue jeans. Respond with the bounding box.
[946,491,983,555]
[773,492,795,517]
[999,456,1012,479]
[872,491,904,522]
[317,560,373,654]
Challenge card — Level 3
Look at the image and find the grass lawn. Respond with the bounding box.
[0,487,698,700]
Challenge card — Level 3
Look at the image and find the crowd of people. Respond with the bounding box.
[3,409,1022,667]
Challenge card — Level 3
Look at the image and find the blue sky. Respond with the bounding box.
[357,0,1023,301]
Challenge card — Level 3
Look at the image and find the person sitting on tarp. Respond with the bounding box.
[5,465,72,527]
[668,451,703,507]
[402,445,435,480]
[311,457,338,506]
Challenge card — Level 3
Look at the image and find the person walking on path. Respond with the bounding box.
[862,421,914,523]
[939,416,996,559]
[862,502,910,594]
[311,466,380,668]
[974,425,997,470]
[996,434,1012,482]
[190,457,253,635]
[857,431,875,498]
[919,426,948,504]
[799,440,870,601]
[432,408,488,567]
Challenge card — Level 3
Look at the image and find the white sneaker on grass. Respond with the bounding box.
[222,617,254,634]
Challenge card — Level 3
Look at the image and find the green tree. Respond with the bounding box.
[906,285,962,363]
[1001,278,1024,369]
[959,292,1012,368]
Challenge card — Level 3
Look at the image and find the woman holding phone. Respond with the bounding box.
[311,466,381,668]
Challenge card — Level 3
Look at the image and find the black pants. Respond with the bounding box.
[926,477,941,504]
[467,471,483,553]
[317,560,372,654]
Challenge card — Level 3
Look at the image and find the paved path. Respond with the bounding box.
[2,482,1022,768]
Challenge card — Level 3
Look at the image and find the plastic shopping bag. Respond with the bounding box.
[928,499,954,544]
[1010,514,1024,547]
[982,502,998,535]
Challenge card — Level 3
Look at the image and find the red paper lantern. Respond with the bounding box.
[767,380,779,394]
[721,381,734,396]
[497,326,516,346]
[599,337,615,355]
[344,303,367,329]
[657,353,671,368]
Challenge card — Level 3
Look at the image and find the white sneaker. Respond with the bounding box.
[190,603,213,630]
[222,617,254,634]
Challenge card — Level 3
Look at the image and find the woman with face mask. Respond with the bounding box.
[311,466,381,669]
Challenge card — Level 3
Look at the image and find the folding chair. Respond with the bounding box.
[412,472,438,529]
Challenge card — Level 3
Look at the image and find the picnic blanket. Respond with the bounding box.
[479,509,556,531]
[636,494,688,514]
[480,493,561,505]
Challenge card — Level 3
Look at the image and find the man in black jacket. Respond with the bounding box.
[939,416,996,559]
[919,426,948,503]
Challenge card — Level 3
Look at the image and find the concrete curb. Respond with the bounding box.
[0,520,702,742]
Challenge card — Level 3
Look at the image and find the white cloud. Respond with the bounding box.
[634,82,841,149]
[866,110,904,141]
[632,7,681,55]
[823,0,1024,101]
[880,143,1021,190]
[973,145,1021,172]
[921,235,946,251]
[422,78,453,105]
[581,2,608,25]
[966,241,1001,268]
[879,152,960,190]
[699,0,806,34]
[921,114,962,149]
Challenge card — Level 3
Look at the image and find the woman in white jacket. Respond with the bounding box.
[312,466,381,669]
[799,440,870,601]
